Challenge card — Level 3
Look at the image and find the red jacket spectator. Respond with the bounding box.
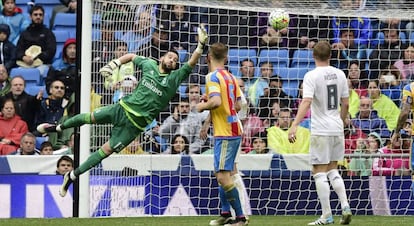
[0,99,29,155]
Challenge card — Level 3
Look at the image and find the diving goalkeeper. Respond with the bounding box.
[37,25,208,197]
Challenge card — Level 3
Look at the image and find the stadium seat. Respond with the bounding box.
[10,68,41,86]
[291,49,315,68]
[53,30,71,60]
[176,49,188,63]
[34,0,61,17]
[274,67,309,80]
[258,49,289,69]
[227,48,257,77]
[178,84,188,97]
[53,13,77,37]
[35,136,48,150]
[371,31,408,47]
[410,32,414,44]
[282,79,300,97]
[25,85,47,98]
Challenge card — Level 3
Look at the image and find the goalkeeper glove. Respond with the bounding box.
[99,59,121,78]
[196,25,208,54]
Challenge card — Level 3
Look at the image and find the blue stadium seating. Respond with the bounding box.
[282,79,300,98]
[411,32,414,44]
[176,49,188,63]
[10,68,41,86]
[35,136,48,150]
[274,67,309,80]
[33,0,61,17]
[373,31,408,46]
[227,48,257,77]
[291,49,315,68]
[258,49,289,69]
[53,30,71,60]
[25,85,47,98]
[52,13,76,37]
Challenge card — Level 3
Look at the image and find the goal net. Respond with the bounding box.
[79,0,414,218]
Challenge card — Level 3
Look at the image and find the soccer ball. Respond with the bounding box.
[268,9,290,30]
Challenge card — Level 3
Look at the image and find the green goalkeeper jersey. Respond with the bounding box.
[119,56,192,126]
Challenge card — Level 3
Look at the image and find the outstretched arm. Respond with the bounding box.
[187,25,208,68]
[99,53,138,78]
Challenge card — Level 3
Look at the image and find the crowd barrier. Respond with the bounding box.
[0,155,413,218]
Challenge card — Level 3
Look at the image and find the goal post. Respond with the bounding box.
[77,0,414,218]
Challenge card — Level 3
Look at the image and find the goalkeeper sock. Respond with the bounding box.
[223,183,244,217]
[314,172,332,218]
[74,148,109,177]
[219,186,231,212]
[232,173,250,215]
[327,169,349,208]
[61,113,92,130]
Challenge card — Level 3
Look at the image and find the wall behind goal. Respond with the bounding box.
[0,155,413,218]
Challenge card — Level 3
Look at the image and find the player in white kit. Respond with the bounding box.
[288,41,352,225]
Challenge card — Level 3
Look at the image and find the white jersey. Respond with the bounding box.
[302,66,349,136]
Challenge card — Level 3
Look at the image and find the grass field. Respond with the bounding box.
[1,216,413,226]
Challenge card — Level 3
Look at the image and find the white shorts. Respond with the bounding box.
[309,135,345,165]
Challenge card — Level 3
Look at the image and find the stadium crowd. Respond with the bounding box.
[0,0,412,176]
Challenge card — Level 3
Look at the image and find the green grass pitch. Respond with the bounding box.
[1,216,413,226]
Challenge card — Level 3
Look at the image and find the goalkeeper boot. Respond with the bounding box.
[308,215,334,225]
[59,171,74,197]
[340,206,352,225]
[37,123,61,134]
[209,212,233,226]
[224,217,247,226]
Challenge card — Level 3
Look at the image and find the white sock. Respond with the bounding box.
[313,172,332,218]
[70,170,77,180]
[327,169,349,209]
[232,173,250,216]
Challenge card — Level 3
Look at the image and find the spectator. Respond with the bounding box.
[164,134,189,155]
[367,79,400,130]
[141,121,166,154]
[46,38,76,99]
[293,14,332,49]
[149,24,170,60]
[347,79,360,119]
[16,5,56,76]
[394,43,414,81]
[351,96,391,139]
[167,4,195,50]
[267,108,310,154]
[369,28,406,79]
[348,137,372,176]
[0,98,28,155]
[56,155,73,175]
[9,132,39,155]
[121,9,154,53]
[0,0,30,45]
[1,75,41,132]
[346,60,368,97]
[0,64,10,96]
[331,29,367,69]
[39,141,53,155]
[331,1,372,48]
[248,131,271,154]
[50,0,77,29]
[0,23,16,72]
[239,59,255,94]
[159,97,206,154]
[35,80,72,127]
[378,65,403,106]
[383,133,411,176]
[257,75,293,119]
[344,113,367,154]
[247,61,270,107]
